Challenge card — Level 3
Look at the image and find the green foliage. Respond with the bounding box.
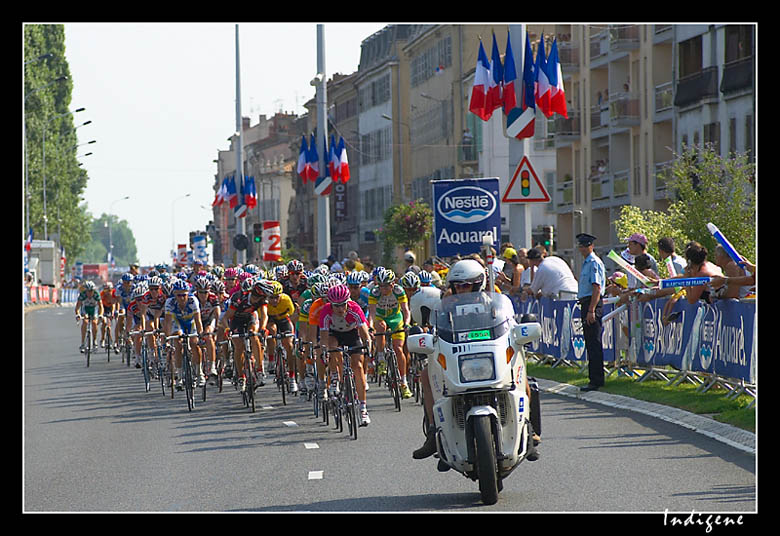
[25,24,92,264]
[616,144,756,275]
[663,143,756,263]
[376,199,433,268]
[75,214,138,266]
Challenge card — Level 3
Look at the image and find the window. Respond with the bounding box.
[679,36,702,79]
[358,74,391,112]
[703,122,720,154]
[410,36,452,87]
[725,25,753,64]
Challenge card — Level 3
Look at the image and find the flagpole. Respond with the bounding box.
[315,24,331,262]
[235,23,246,265]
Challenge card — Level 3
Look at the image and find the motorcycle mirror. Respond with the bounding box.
[407,333,435,355]
[511,322,542,346]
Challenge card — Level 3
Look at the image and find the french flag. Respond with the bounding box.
[212,176,228,207]
[535,34,552,118]
[297,135,309,183]
[25,228,33,251]
[227,175,238,209]
[501,30,517,115]
[486,32,503,116]
[469,39,494,121]
[306,133,320,182]
[329,134,340,183]
[506,33,536,140]
[337,136,350,184]
[244,176,257,210]
[547,37,568,119]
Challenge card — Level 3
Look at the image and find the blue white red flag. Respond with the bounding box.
[486,32,504,115]
[212,176,228,207]
[329,134,340,183]
[244,176,257,209]
[227,175,238,209]
[469,40,494,121]
[297,135,309,183]
[506,33,536,140]
[501,30,517,115]
[306,133,320,182]
[25,228,33,251]
[547,38,568,118]
[337,136,350,184]
[535,34,552,117]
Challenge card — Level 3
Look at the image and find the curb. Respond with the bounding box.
[536,378,756,456]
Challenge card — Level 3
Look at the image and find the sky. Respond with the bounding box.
[63,22,388,266]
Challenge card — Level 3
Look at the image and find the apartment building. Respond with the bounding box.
[552,23,755,273]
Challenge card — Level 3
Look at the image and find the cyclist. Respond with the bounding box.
[264,280,298,393]
[320,284,372,426]
[126,283,148,367]
[368,269,412,399]
[163,279,204,391]
[75,280,103,353]
[307,280,332,396]
[113,274,135,353]
[138,276,167,371]
[98,281,116,349]
[222,277,268,393]
[194,276,221,384]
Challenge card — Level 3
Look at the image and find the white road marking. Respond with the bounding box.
[283,421,298,427]
[308,471,323,480]
[304,443,319,449]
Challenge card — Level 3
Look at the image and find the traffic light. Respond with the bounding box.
[253,222,263,243]
[520,170,531,196]
[543,225,554,251]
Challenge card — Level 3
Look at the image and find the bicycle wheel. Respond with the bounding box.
[344,372,358,440]
[277,348,287,406]
[246,362,256,413]
[142,345,151,392]
[386,350,401,411]
[85,324,91,368]
[183,348,194,411]
[105,327,112,363]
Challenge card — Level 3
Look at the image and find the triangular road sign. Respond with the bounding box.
[502,155,551,203]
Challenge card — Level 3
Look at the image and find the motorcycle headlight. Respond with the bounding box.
[458,353,496,383]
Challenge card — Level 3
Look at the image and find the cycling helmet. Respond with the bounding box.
[330,272,347,285]
[418,270,433,285]
[447,259,486,291]
[376,268,396,285]
[287,259,304,274]
[400,271,420,289]
[131,285,146,300]
[250,279,272,296]
[243,264,259,275]
[327,284,350,305]
[346,271,364,286]
[211,265,224,278]
[103,281,114,289]
[274,264,288,279]
[83,280,96,291]
[240,277,256,294]
[172,279,190,293]
[224,267,239,279]
[315,264,330,275]
[148,276,163,288]
[194,276,211,291]
[212,280,225,295]
[311,281,330,299]
[306,273,325,288]
[121,273,134,283]
[147,269,159,278]
[372,266,386,279]
[237,271,253,284]
[269,280,284,296]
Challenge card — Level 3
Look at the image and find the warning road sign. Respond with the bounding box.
[502,156,551,203]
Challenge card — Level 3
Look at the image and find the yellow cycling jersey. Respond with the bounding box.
[267,293,296,321]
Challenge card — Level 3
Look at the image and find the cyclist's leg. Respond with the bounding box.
[266,322,277,374]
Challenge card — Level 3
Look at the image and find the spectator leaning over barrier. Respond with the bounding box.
[710,257,756,297]
[711,245,755,299]
[624,233,659,286]
[422,258,444,289]
[683,242,723,305]
[525,248,579,299]
[658,237,686,276]
[496,247,523,295]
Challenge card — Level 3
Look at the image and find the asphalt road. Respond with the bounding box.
[24,306,756,513]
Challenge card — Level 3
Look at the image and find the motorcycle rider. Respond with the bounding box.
[412,258,539,462]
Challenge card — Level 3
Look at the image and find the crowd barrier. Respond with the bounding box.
[23,286,80,305]
[517,295,756,403]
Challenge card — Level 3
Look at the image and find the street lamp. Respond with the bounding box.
[381,113,411,203]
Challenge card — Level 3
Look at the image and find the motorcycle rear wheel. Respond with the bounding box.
[473,415,499,505]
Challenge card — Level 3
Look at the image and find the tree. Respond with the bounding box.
[615,143,756,276]
[376,199,433,268]
[24,24,92,264]
[75,213,139,266]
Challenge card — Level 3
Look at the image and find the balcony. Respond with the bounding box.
[720,55,754,95]
[558,41,579,73]
[609,25,639,52]
[654,160,674,200]
[674,66,718,108]
[554,112,580,145]
[609,93,640,127]
[555,179,573,213]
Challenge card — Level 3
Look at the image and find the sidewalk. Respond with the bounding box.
[536,378,756,456]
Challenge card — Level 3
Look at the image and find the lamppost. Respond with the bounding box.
[42,108,86,239]
[381,113,411,203]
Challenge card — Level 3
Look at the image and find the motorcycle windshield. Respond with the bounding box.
[435,292,515,344]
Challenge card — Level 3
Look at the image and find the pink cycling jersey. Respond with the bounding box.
[319,300,367,332]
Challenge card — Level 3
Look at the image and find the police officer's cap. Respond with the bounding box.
[576,233,597,246]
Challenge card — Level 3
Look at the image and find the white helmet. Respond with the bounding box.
[446,259,486,291]
[404,251,416,263]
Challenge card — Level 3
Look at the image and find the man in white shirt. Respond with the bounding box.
[526,249,579,299]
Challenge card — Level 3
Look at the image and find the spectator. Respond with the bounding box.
[634,253,659,280]
[403,250,421,274]
[711,245,754,299]
[624,233,658,287]
[657,237,686,276]
[422,258,444,288]
[683,242,723,304]
[496,247,523,295]
[526,249,578,299]
[347,250,365,272]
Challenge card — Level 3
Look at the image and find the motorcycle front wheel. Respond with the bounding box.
[473,415,499,505]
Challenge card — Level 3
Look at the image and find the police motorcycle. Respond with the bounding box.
[407,257,542,505]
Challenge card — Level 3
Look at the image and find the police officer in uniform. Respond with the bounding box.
[576,233,606,392]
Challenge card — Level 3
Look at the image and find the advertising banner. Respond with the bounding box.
[192,235,208,265]
[262,221,282,262]
[432,178,501,258]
